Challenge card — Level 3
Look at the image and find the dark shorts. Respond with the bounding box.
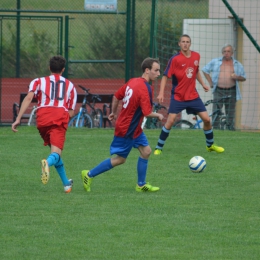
[110,132,149,158]
[168,97,206,115]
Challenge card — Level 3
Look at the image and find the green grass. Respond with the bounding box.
[0,127,260,259]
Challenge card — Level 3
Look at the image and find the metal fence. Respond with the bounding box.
[0,0,208,124]
[1,0,259,130]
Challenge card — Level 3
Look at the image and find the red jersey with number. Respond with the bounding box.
[114,77,153,138]
[28,74,77,127]
[164,51,200,101]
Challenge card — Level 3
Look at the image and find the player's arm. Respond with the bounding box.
[157,75,168,103]
[196,71,209,92]
[68,109,74,118]
[108,95,120,121]
[202,71,214,88]
[12,91,35,132]
[68,85,77,117]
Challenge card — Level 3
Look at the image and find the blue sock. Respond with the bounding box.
[137,157,148,186]
[46,152,60,167]
[204,128,214,147]
[156,126,170,150]
[88,158,113,178]
[54,157,70,186]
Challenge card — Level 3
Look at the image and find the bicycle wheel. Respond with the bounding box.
[68,115,79,127]
[68,114,93,128]
[172,120,194,129]
[92,108,103,128]
[82,113,93,128]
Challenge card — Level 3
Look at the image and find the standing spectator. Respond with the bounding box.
[154,34,224,155]
[12,56,77,193]
[81,57,164,192]
[202,43,246,130]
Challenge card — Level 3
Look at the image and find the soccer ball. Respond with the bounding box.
[189,156,206,173]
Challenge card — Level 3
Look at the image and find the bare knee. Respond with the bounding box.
[203,118,211,128]
[111,156,126,167]
[139,146,152,159]
[165,114,177,129]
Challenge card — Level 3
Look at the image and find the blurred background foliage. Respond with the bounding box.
[0,0,208,79]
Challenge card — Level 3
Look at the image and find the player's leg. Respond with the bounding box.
[135,133,159,192]
[81,155,124,192]
[49,125,73,193]
[87,155,125,179]
[154,113,177,154]
[81,136,131,192]
[38,126,51,185]
[198,110,224,153]
[198,110,214,146]
[154,98,183,154]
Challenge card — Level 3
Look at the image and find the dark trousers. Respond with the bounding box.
[213,86,236,130]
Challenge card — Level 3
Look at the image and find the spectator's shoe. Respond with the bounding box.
[64,179,73,193]
[206,144,224,153]
[41,159,50,184]
[136,183,160,192]
[154,149,162,155]
[81,170,92,192]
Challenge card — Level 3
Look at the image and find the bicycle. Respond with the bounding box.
[68,85,103,128]
[172,95,231,130]
[141,102,167,129]
[13,102,37,126]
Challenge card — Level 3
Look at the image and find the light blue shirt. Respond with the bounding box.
[202,57,246,100]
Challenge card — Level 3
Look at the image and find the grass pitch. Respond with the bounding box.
[0,127,259,259]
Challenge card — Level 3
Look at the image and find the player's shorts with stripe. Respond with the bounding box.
[168,97,206,115]
[110,132,149,158]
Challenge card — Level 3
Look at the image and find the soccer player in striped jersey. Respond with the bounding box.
[154,34,224,155]
[81,57,164,192]
[12,56,77,193]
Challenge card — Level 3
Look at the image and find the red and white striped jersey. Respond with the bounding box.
[28,74,77,111]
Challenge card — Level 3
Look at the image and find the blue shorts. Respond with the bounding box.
[110,132,149,158]
[168,97,206,115]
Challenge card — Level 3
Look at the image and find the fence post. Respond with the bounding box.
[64,15,69,78]
[149,0,157,57]
[125,0,131,82]
[16,0,21,77]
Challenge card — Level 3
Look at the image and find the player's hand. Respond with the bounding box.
[157,92,164,103]
[11,120,20,132]
[108,113,117,121]
[157,113,164,121]
[202,85,210,92]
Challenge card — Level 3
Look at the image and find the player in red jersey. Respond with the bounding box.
[12,56,77,193]
[81,57,164,192]
[154,34,224,155]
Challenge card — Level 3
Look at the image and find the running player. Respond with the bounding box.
[12,55,77,193]
[81,57,164,192]
[154,34,224,155]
